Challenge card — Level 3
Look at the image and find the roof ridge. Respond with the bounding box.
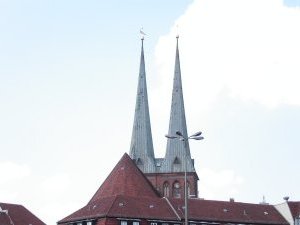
[189,198,275,206]
[0,202,22,207]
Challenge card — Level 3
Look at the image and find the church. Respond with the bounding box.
[58,37,300,225]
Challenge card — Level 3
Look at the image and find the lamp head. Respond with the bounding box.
[165,134,177,139]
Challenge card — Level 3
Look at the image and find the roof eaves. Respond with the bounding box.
[188,217,289,225]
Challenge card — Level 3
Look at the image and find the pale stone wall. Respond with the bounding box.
[275,202,294,225]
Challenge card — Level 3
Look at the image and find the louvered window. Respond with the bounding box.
[163,182,170,197]
[173,181,181,198]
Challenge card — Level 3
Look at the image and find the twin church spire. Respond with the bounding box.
[129,38,156,173]
[129,36,196,175]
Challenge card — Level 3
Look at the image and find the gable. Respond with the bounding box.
[88,153,159,203]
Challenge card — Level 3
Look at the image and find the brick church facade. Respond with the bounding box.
[58,37,300,225]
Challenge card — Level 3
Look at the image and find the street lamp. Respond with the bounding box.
[165,130,204,225]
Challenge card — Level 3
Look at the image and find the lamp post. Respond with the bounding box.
[165,131,204,225]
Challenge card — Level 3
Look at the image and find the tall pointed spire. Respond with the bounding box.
[129,38,156,173]
[162,36,195,173]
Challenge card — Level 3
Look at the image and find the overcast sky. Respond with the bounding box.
[1,0,300,224]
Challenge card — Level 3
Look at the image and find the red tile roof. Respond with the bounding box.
[0,203,46,225]
[59,195,179,223]
[170,199,288,225]
[287,201,300,218]
[88,153,159,202]
[59,153,164,223]
[58,153,289,225]
[0,212,12,225]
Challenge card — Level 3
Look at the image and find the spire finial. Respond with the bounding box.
[140,27,146,40]
[176,24,180,39]
[176,35,179,47]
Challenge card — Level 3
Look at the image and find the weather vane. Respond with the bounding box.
[140,27,146,40]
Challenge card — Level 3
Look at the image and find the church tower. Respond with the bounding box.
[129,37,199,199]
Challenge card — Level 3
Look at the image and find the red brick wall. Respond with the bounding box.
[96,218,108,225]
[102,218,120,225]
[145,172,198,198]
[103,218,153,225]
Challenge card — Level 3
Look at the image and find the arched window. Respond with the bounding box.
[163,182,170,197]
[173,181,181,198]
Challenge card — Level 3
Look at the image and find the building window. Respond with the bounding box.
[121,221,127,225]
[150,223,157,225]
[77,223,82,225]
[163,182,170,197]
[173,181,181,198]
[87,222,92,225]
[133,222,139,225]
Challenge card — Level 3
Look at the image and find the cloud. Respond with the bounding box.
[0,162,74,224]
[154,0,300,110]
[40,173,70,193]
[0,161,31,185]
[0,161,31,200]
[37,174,79,225]
[199,168,244,200]
[150,0,300,203]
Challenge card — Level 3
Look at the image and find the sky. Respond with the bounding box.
[0,0,300,224]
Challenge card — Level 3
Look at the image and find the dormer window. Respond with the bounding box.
[173,157,181,164]
[136,158,143,165]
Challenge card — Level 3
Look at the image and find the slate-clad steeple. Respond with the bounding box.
[162,36,195,173]
[129,38,156,173]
